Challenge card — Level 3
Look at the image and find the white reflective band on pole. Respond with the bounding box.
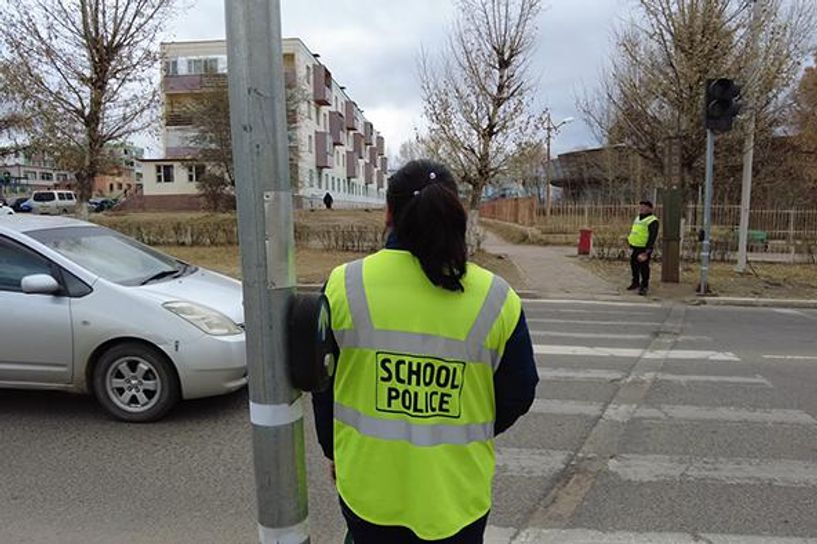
[250,398,304,428]
[258,520,309,544]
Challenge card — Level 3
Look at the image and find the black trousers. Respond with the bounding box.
[340,497,489,544]
[630,248,651,288]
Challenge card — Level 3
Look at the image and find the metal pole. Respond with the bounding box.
[699,129,715,295]
[736,0,764,273]
[225,2,309,543]
[544,116,552,217]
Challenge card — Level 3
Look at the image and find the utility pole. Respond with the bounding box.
[542,111,573,217]
[736,0,764,273]
[225,2,309,544]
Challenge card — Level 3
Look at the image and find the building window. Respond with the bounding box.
[109,183,114,192]
[40,172,53,181]
[308,170,314,187]
[24,170,36,181]
[305,65,311,83]
[307,103,313,120]
[308,135,313,153]
[117,183,123,190]
[165,59,179,75]
[334,97,338,110]
[55,173,67,182]
[203,58,218,74]
[156,164,175,183]
[187,164,205,183]
[323,113,328,128]
[314,105,319,122]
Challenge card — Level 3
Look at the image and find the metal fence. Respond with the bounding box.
[538,203,817,241]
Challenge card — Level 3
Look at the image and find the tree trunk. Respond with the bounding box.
[466,182,484,255]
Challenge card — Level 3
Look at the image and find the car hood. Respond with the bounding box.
[135,268,245,324]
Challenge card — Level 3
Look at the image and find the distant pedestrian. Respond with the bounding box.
[627,200,659,296]
[323,192,334,209]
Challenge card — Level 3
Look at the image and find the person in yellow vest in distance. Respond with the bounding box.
[312,159,539,543]
[627,200,660,296]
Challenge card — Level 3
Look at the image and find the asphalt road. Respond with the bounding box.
[1,301,816,543]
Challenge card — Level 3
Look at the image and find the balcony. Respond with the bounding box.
[315,131,332,169]
[346,151,359,179]
[376,136,385,156]
[368,146,378,165]
[364,122,374,145]
[353,133,365,159]
[365,163,374,185]
[166,112,193,127]
[163,73,227,93]
[380,156,388,173]
[377,169,385,189]
[313,64,332,106]
[284,69,297,89]
[344,101,358,131]
[329,111,345,146]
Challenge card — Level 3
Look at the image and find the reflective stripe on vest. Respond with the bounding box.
[628,214,657,247]
[336,258,509,372]
[334,402,494,447]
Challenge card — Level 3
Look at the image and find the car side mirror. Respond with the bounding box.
[21,274,61,295]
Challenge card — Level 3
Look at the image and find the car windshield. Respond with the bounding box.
[28,226,194,286]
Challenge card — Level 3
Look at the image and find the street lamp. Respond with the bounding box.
[543,113,574,217]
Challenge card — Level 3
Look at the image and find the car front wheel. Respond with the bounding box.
[93,342,180,422]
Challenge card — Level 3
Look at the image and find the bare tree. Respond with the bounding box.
[183,77,308,211]
[419,0,545,245]
[0,0,180,206]
[579,0,817,203]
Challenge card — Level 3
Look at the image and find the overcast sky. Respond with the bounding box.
[158,0,631,159]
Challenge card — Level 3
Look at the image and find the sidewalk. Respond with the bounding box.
[483,232,620,299]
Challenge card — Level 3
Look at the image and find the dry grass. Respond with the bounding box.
[581,258,817,299]
[162,245,527,291]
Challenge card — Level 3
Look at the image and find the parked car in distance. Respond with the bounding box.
[0,215,247,422]
[10,196,31,213]
[1,202,14,215]
[27,190,78,215]
[88,198,118,213]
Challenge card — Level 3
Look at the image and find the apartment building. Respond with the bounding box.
[141,38,388,209]
[0,152,75,197]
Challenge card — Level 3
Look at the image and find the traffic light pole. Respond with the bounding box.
[225,2,310,543]
[699,129,715,295]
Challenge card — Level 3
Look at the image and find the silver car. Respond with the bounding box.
[0,215,247,422]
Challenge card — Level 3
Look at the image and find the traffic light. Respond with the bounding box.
[704,78,742,133]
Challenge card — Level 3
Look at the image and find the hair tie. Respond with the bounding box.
[429,172,437,180]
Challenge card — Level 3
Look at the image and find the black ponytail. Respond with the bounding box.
[387,160,467,292]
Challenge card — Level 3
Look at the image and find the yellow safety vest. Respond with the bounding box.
[324,249,522,540]
[627,214,658,248]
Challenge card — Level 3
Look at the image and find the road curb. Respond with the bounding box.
[685,296,817,309]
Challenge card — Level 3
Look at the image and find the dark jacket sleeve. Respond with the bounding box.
[494,310,538,436]
[646,220,659,251]
[311,331,339,460]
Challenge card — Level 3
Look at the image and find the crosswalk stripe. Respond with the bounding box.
[528,400,815,425]
[511,528,817,543]
[525,308,658,316]
[524,299,662,308]
[534,344,740,361]
[609,453,817,487]
[531,331,652,340]
[764,354,817,361]
[495,448,571,477]
[527,318,661,327]
[536,367,772,386]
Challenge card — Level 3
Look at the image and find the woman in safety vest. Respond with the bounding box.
[312,159,538,543]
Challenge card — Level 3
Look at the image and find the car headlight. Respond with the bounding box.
[163,302,243,336]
